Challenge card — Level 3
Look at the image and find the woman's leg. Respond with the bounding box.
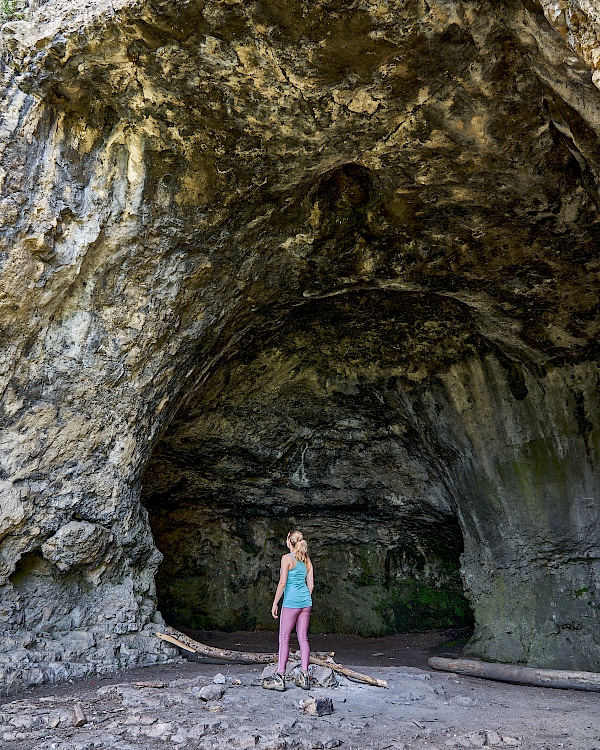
[278,607,300,674]
[295,606,312,671]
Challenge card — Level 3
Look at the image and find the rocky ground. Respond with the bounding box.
[0,632,598,750]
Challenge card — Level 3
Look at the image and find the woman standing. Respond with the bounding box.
[262,530,314,692]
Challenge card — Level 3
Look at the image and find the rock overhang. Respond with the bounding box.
[3,0,599,364]
[0,0,598,689]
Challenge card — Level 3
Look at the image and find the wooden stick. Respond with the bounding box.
[73,704,87,727]
[160,627,333,663]
[428,656,600,692]
[156,633,197,653]
[161,628,275,663]
[309,656,388,688]
[158,627,387,687]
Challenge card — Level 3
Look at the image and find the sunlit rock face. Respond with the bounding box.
[0,0,599,691]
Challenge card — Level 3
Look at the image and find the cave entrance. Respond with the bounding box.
[141,290,475,638]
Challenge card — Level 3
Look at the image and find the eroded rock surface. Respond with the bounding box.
[0,0,599,691]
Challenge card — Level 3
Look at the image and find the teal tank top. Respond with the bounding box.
[282,553,312,608]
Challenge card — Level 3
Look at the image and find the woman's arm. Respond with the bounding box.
[306,558,314,595]
[271,555,291,619]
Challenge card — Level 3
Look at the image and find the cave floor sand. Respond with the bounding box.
[183,626,473,670]
[1,630,598,750]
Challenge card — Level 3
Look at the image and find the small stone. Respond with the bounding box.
[213,672,226,684]
[9,715,36,730]
[466,732,486,747]
[235,733,260,747]
[147,721,172,738]
[501,738,520,747]
[73,703,87,727]
[199,684,225,701]
[454,696,474,706]
[187,724,210,739]
[485,731,502,746]
[124,714,157,726]
[299,697,334,717]
[310,666,337,688]
[262,740,287,750]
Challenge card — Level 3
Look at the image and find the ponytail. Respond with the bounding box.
[288,530,309,562]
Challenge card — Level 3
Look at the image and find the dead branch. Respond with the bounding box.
[309,656,388,688]
[160,627,333,662]
[157,627,387,687]
[428,656,600,692]
[160,628,275,662]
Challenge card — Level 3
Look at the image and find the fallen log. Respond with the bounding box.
[160,627,275,662]
[158,627,387,688]
[428,656,600,692]
[160,626,333,662]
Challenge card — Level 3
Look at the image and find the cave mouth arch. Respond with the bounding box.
[140,289,487,637]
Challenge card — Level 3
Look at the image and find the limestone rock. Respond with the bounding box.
[198,684,225,701]
[0,484,25,544]
[300,698,334,717]
[310,667,337,689]
[41,521,115,573]
[0,0,599,693]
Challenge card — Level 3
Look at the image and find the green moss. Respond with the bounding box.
[151,509,472,636]
[384,579,474,631]
[1,0,25,21]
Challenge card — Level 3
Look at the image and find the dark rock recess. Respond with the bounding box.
[0,0,599,692]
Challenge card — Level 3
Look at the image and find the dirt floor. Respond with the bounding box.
[1,629,598,750]
[186,626,473,669]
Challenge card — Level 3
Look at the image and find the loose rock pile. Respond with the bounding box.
[0,671,346,750]
[0,661,595,750]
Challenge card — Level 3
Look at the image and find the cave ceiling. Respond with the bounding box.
[4,0,600,373]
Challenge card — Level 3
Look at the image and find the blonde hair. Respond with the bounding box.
[288,530,308,562]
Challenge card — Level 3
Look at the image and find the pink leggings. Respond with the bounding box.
[278,606,312,673]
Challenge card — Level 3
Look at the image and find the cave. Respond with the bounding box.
[0,0,599,696]
[142,287,478,637]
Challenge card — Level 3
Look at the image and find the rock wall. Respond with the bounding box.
[0,0,599,691]
[144,293,599,668]
[143,292,478,636]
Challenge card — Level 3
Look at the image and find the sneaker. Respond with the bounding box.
[262,672,285,692]
[295,670,310,690]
